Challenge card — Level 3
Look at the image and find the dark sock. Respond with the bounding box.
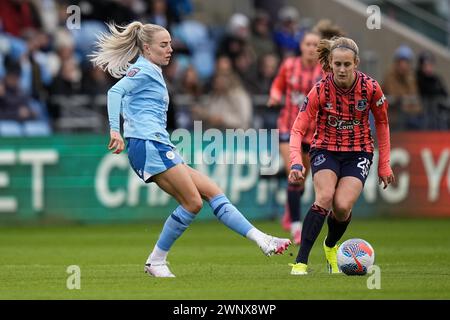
[287,184,304,223]
[296,203,329,264]
[325,211,352,248]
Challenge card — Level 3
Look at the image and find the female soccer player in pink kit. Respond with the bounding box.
[288,36,395,275]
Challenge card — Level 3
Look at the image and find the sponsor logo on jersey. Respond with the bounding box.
[127,67,140,77]
[356,99,368,111]
[327,115,360,130]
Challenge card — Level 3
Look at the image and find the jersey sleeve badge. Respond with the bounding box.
[375,94,386,107]
[300,96,308,112]
[127,67,141,77]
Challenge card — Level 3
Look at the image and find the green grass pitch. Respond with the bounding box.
[1,218,449,299]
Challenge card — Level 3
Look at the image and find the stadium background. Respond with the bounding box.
[0,0,450,301]
[1,0,449,223]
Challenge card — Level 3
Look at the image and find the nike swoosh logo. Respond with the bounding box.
[351,252,363,273]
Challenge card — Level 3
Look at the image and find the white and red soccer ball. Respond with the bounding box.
[337,239,375,275]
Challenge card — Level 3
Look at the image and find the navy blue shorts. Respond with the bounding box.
[126,138,184,183]
[309,148,373,185]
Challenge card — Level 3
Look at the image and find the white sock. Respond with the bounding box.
[246,228,268,245]
[291,221,302,236]
[146,245,168,265]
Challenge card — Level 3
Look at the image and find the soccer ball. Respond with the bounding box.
[337,238,375,276]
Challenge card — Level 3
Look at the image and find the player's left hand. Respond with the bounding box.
[379,173,395,189]
[108,130,125,154]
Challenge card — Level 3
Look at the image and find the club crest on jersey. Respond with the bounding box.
[300,97,308,112]
[325,102,333,110]
[356,99,368,111]
[127,67,140,77]
[166,151,175,160]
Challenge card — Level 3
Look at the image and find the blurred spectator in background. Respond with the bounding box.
[214,55,234,75]
[203,54,236,93]
[31,0,59,34]
[245,52,280,130]
[253,0,287,23]
[76,0,140,25]
[273,6,305,58]
[192,72,252,130]
[145,0,172,29]
[416,50,449,130]
[82,66,113,96]
[171,18,215,80]
[48,56,83,121]
[232,46,257,91]
[249,10,276,62]
[62,0,109,64]
[0,59,36,121]
[167,0,193,23]
[0,0,42,37]
[173,64,203,129]
[218,13,251,63]
[179,64,204,98]
[383,45,423,131]
[47,29,78,78]
[18,28,52,121]
[160,58,178,131]
[246,52,280,95]
[50,58,82,95]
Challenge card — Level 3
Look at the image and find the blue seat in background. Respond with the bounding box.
[0,120,23,137]
[22,121,51,136]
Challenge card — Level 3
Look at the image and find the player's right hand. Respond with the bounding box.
[108,130,125,154]
[379,173,395,190]
[289,169,305,184]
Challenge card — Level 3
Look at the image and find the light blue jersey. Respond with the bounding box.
[107,55,173,147]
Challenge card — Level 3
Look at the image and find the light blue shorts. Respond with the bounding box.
[126,138,184,183]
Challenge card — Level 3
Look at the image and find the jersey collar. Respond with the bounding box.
[331,71,359,95]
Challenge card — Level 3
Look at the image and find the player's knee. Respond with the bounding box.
[333,202,352,220]
[184,196,203,214]
[315,190,335,209]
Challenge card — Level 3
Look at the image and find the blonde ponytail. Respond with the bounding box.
[90,22,166,78]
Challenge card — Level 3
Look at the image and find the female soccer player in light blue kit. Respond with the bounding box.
[91,22,291,277]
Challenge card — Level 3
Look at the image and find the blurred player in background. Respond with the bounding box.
[90,22,291,278]
[288,36,395,275]
[267,20,345,245]
[267,31,322,245]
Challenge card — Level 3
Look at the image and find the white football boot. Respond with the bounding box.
[259,235,292,256]
[144,261,175,278]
